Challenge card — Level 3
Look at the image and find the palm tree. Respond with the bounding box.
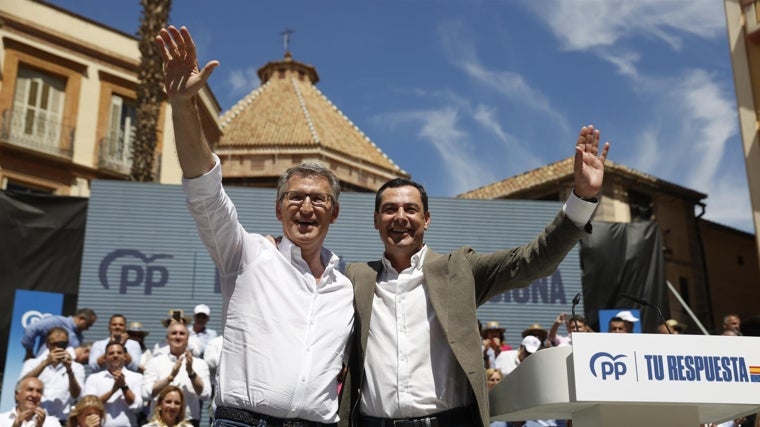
[131,0,172,182]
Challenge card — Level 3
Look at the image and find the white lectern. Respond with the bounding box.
[490,334,760,427]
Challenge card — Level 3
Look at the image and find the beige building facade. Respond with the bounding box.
[0,0,220,195]
[725,0,760,262]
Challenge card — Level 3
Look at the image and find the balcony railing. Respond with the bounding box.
[0,108,74,158]
[98,135,133,175]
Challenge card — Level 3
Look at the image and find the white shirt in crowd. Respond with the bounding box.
[89,338,143,373]
[0,409,62,427]
[183,156,354,424]
[141,348,211,421]
[19,352,85,420]
[190,327,218,356]
[493,350,521,377]
[84,369,143,427]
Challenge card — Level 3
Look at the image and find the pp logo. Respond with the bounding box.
[589,352,628,380]
[21,310,52,328]
[99,249,174,294]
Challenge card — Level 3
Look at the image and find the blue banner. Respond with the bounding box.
[0,290,64,412]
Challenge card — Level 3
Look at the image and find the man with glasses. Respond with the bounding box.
[19,327,85,425]
[155,25,353,427]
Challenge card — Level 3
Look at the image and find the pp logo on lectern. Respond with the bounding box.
[589,352,628,380]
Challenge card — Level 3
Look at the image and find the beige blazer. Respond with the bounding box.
[339,211,587,427]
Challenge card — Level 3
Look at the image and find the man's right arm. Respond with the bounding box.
[21,317,54,359]
[155,25,218,178]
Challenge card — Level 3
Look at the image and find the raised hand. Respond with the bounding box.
[155,26,219,102]
[573,125,610,199]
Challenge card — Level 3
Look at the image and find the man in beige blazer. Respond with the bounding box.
[341,125,610,427]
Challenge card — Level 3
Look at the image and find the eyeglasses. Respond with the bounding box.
[281,191,332,207]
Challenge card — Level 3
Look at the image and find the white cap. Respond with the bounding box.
[616,310,639,323]
[194,304,210,316]
[521,335,542,354]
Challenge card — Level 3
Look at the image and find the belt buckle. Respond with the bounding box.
[282,421,305,427]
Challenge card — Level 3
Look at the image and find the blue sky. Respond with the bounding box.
[49,0,753,233]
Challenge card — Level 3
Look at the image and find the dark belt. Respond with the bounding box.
[214,406,336,427]
[359,407,474,427]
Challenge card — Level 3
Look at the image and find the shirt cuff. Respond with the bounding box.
[562,191,598,228]
[182,154,222,202]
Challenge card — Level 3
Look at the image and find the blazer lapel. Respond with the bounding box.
[355,260,382,355]
[423,250,450,332]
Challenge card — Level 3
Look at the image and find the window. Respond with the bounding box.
[5,180,53,194]
[103,94,137,167]
[11,66,66,154]
[629,189,653,221]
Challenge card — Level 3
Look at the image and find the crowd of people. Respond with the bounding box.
[3,305,219,427]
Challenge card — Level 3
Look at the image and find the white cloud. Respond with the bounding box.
[226,67,259,96]
[525,1,726,77]
[437,21,571,134]
[527,1,725,52]
[472,104,543,167]
[675,70,738,191]
[375,107,496,194]
[701,175,754,233]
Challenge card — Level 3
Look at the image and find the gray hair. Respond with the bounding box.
[16,376,44,394]
[276,162,341,203]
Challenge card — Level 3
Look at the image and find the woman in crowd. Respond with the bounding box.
[486,369,509,427]
[67,395,105,427]
[142,386,191,427]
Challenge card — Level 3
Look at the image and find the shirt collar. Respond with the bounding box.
[381,244,428,274]
[279,236,341,281]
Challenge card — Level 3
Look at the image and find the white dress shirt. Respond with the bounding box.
[362,194,596,418]
[89,338,143,372]
[190,327,218,355]
[141,349,211,421]
[361,245,470,418]
[84,368,143,427]
[203,335,223,387]
[493,350,521,376]
[183,156,354,423]
[0,409,62,427]
[19,355,85,420]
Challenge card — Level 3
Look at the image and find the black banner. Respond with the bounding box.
[0,190,87,373]
[580,221,668,333]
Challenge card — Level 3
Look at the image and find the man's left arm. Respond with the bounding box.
[126,371,144,410]
[470,125,609,304]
